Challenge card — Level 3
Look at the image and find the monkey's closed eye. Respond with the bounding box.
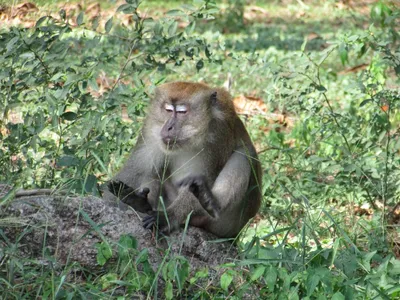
[175,104,187,114]
[165,103,174,112]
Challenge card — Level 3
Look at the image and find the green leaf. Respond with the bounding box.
[136,249,149,264]
[166,9,184,17]
[88,77,99,91]
[6,36,19,52]
[0,185,19,207]
[76,12,84,26]
[168,21,178,37]
[57,155,80,167]
[348,35,359,42]
[59,9,66,21]
[317,45,336,65]
[50,72,65,82]
[190,268,208,284]
[84,174,97,193]
[61,112,77,121]
[250,266,265,281]
[19,52,35,60]
[154,23,163,36]
[324,163,343,172]
[306,273,320,296]
[175,257,189,292]
[361,251,377,272]
[343,164,356,172]
[185,21,196,35]
[301,39,307,52]
[118,234,137,261]
[92,16,99,30]
[181,4,197,11]
[389,258,400,276]
[394,137,400,151]
[266,266,277,291]
[220,272,233,291]
[196,59,204,71]
[117,4,136,14]
[95,242,112,266]
[165,281,173,300]
[100,273,118,289]
[105,17,113,33]
[35,16,47,27]
[360,99,373,107]
[392,63,400,75]
[163,261,175,282]
[126,0,139,5]
[339,44,348,65]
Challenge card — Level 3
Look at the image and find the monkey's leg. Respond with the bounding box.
[179,176,220,218]
[142,186,209,234]
[205,149,261,237]
[179,149,254,219]
[211,149,253,210]
[143,150,258,236]
[108,181,152,213]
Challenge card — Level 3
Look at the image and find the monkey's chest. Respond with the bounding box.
[168,152,209,184]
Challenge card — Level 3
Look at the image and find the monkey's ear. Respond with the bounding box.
[210,91,218,105]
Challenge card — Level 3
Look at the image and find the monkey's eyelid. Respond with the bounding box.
[175,104,188,113]
[164,103,174,112]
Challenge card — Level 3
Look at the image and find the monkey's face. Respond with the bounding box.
[158,100,210,152]
[148,85,215,153]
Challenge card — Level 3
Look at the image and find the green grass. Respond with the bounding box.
[1,0,399,298]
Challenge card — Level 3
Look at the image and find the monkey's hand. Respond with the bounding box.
[142,211,178,235]
[179,176,220,218]
[108,181,152,213]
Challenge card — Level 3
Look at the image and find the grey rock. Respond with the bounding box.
[0,184,237,270]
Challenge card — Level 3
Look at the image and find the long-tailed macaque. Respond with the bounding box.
[107,82,262,238]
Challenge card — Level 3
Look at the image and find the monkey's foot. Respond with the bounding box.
[108,181,152,213]
[143,212,177,235]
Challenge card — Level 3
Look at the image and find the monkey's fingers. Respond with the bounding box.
[122,196,135,206]
[143,213,172,235]
[199,196,220,219]
[107,181,119,196]
[139,187,150,197]
[179,176,204,198]
[143,215,156,229]
[108,180,133,196]
[179,176,203,187]
[188,183,200,198]
[122,195,153,213]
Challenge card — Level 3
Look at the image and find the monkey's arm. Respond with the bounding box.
[211,148,253,210]
[110,138,165,208]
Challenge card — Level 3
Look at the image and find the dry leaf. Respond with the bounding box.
[233,94,268,114]
[12,2,38,18]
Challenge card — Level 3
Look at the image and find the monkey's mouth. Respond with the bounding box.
[161,137,183,149]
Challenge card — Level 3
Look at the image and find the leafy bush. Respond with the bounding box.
[0,0,219,193]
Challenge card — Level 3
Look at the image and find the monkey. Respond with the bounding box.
[106,82,262,238]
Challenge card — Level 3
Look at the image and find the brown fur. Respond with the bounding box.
[107,82,262,238]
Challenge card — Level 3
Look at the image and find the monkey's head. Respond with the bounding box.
[145,82,235,153]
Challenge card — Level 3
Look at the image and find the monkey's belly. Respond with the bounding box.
[169,151,206,184]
